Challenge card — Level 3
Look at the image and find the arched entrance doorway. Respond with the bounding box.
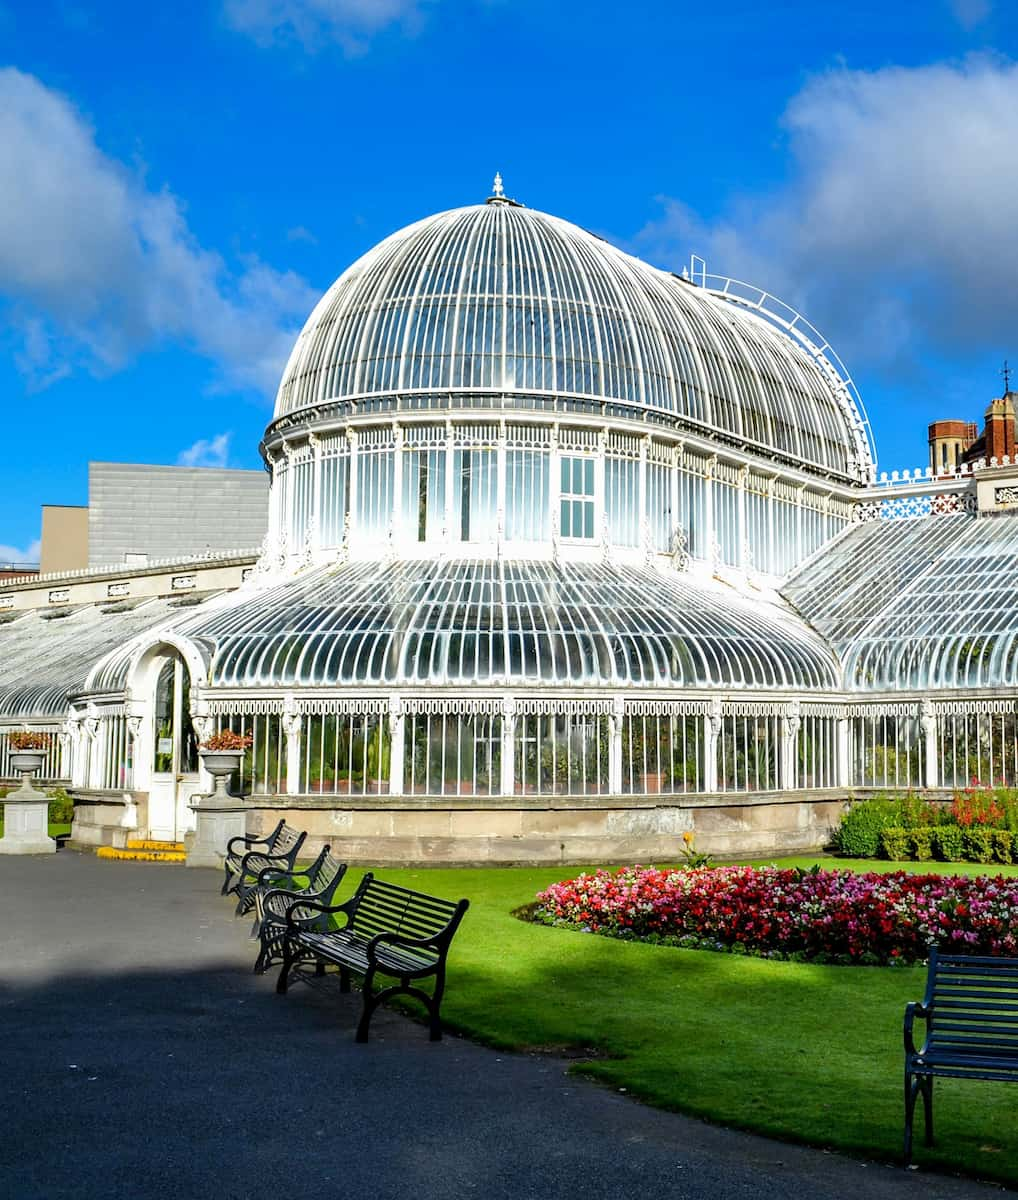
[147,653,201,842]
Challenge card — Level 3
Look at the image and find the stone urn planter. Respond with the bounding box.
[199,749,243,799]
[1,746,56,855]
[10,749,47,776]
[186,737,251,870]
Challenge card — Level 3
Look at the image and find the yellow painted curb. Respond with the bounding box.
[97,847,186,864]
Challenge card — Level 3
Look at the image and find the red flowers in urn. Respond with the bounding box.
[199,730,253,752]
[6,730,52,750]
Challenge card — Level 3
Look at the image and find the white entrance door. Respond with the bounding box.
[148,657,201,842]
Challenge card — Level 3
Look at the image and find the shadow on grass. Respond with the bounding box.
[429,913,1018,1188]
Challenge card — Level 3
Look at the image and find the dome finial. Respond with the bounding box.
[486,171,522,207]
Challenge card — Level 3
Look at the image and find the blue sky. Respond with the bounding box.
[1,0,1016,561]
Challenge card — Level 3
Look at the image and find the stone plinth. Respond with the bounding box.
[0,776,57,855]
[186,795,248,869]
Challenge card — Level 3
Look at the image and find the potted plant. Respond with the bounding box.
[365,723,391,794]
[1,729,57,855]
[6,730,51,777]
[199,730,253,798]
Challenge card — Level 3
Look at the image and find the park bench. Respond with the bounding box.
[252,847,348,975]
[276,873,469,1043]
[221,820,307,914]
[903,946,1018,1166]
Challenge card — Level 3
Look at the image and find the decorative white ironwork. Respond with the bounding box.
[669,527,690,572]
[517,698,614,716]
[699,271,875,482]
[190,712,214,744]
[624,699,710,716]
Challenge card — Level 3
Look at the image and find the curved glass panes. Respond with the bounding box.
[187,559,839,690]
[0,598,186,717]
[784,513,1018,690]
[274,204,870,481]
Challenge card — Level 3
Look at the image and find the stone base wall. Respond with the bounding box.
[233,791,850,866]
[68,790,147,850]
[70,788,850,864]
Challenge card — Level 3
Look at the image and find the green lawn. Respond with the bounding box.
[339,856,1018,1185]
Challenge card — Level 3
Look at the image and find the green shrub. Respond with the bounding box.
[46,787,74,824]
[911,828,935,861]
[898,792,945,829]
[935,825,966,862]
[996,789,1018,834]
[879,827,911,861]
[963,827,995,863]
[834,798,901,858]
[992,830,1014,865]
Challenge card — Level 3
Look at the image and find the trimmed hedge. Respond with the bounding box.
[834,798,902,857]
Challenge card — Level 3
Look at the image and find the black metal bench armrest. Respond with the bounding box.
[256,865,305,887]
[366,930,442,960]
[904,1001,930,1058]
[240,847,302,876]
[284,896,356,932]
[263,884,337,919]
[227,819,286,858]
[226,831,272,856]
[258,846,330,889]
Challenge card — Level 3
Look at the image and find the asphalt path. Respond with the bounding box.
[0,851,1009,1200]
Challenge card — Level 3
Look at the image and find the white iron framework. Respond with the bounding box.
[3,187,1018,841]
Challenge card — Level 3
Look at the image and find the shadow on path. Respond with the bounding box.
[0,852,1006,1200]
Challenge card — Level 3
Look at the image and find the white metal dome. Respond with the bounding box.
[272,198,872,482]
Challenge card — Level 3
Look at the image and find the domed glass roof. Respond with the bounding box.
[274,200,871,481]
[99,558,839,691]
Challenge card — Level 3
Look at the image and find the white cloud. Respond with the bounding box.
[178,433,232,468]
[635,58,1018,376]
[0,539,41,566]
[223,0,431,53]
[286,225,318,244]
[0,68,319,396]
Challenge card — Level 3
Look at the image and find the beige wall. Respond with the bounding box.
[40,506,89,575]
[70,789,850,865]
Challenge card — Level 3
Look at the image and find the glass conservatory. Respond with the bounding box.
[3,184,1018,856]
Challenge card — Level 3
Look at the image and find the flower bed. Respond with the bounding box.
[533,865,1018,964]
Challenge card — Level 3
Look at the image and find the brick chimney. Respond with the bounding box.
[983,393,1017,463]
[928,419,978,473]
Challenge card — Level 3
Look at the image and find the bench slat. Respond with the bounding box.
[936,999,1018,1015]
[918,1051,1018,1069]
[939,953,1018,967]
[936,976,1018,991]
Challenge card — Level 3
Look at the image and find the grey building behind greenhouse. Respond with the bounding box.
[34,463,269,576]
[2,183,1018,865]
[88,462,268,567]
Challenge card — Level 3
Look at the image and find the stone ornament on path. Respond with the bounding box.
[0,741,57,855]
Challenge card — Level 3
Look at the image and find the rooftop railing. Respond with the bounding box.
[0,548,261,590]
